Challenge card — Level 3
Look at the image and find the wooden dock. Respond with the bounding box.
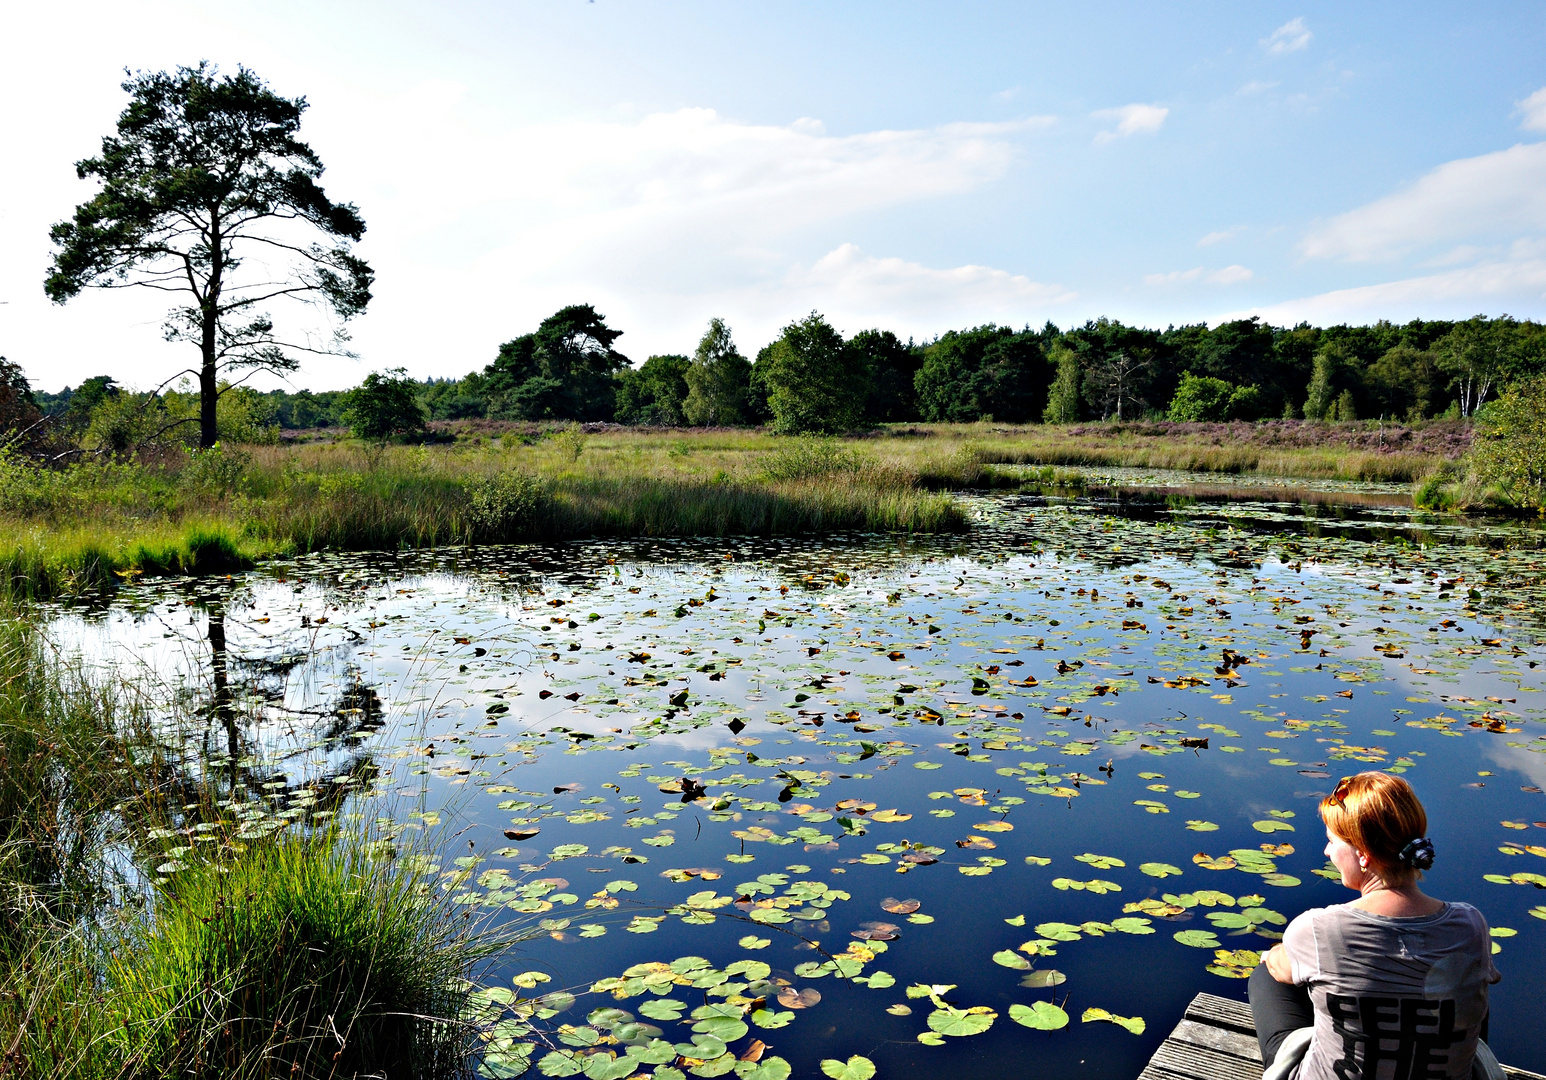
[1140,993,1546,1080]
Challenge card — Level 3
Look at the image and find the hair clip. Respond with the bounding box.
[1398,837,1435,870]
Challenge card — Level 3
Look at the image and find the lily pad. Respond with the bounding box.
[1173,929,1222,948]
[820,1058,876,1080]
[1010,1001,1069,1030]
[1082,1007,1145,1035]
[928,1006,997,1036]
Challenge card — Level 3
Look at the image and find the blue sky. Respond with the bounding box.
[3,1,1545,390]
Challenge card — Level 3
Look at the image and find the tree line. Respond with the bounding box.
[23,63,1546,449]
[27,306,1546,444]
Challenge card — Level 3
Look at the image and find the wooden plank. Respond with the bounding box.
[1147,1038,1263,1080]
[1168,1018,1262,1063]
[1140,994,1545,1080]
[1184,993,1256,1035]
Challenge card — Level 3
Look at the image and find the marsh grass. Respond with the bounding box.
[110,832,488,1080]
[0,608,498,1080]
[0,419,1462,598]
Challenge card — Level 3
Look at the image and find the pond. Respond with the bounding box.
[47,486,1546,1079]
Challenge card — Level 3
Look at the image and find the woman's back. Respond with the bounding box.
[1280,900,1498,1080]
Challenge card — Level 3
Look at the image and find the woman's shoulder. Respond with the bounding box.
[1283,902,1343,937]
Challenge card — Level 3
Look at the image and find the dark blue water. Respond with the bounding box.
[51,492,1546,1078]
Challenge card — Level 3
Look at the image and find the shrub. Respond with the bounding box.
[552,423,587,463]
[341,369,427,444]
[182,442,252,496]
[1166,375,1260,422]
[1469,375,1546,510]
[761,438,864,481]
[466,472,547,537]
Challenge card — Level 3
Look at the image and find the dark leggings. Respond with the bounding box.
[1249,964,1315,1066]
[1247,964,1490,1066]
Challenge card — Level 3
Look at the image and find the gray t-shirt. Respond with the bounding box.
[1281,900,1500,1080]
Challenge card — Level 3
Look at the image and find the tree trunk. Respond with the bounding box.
[199,345,218,448]
[200,216,224,448]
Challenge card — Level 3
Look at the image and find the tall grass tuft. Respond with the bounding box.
[0,605,495,1080]
[111,832,485,1080]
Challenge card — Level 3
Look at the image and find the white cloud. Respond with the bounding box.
[1198,228,1241,247]
[2,85,1062,385]
[1208,264,1254,284]
[1222,242,1546,325]
[1092,103,1169,144]
[795,243,1075,323]
[1263,17,1312,55]
[1300,142,1546,262]
[1144,267,1204,286]
[1237,80,1280,96]
[1517,87,1546,132]
[1143,265,1252,286]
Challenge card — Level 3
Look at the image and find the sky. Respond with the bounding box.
[2,1,1545,392]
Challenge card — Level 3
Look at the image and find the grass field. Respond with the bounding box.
[0,419,1465,597]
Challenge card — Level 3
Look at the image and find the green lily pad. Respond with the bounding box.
[928,1007,997,1036]
[993,949,1032,969]
[1174,929,1222,948]
[1009,1001,1069,1030]
[1019,969,1067,988]
[1075,852,1125,869]
[820,1056,876,1080]
[536,1051,583,1077]
[1140,862,1183,878]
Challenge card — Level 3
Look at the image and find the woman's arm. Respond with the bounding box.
[1263,943,1295,984]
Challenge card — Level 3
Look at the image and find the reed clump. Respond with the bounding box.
[0,608,491,1080]
[110,833,482,1079]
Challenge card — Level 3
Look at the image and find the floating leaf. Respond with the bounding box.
[820,1057,876,1080]
[1173,930,1221,949]
[1140,862,1183,878]
[1082,1007,1145,1035]
[993,950,1032,969]
[1009,1001,1069,1030]
[1252,820,1295,833]
[738,936,772,949]
[537,1051,584,1077]
[1111,917,1155,935]
[1075,853,1125,870]
[1186,820,1220,832]
[928,1007,997,1036]
[1019,969,1068,988]
[638,999,687,1021]
[1193,853,1237,870]
[750,1009,794,1029]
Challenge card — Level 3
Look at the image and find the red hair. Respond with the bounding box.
[1320,771,1429,884]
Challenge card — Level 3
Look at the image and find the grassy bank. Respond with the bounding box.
[0,608,493,1079]
[0,418,1464,597]
[0,432,969,598]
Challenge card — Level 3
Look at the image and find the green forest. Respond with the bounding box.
[23,305,1546,443]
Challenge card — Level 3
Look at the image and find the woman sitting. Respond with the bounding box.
[1250,771,1501,1080]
